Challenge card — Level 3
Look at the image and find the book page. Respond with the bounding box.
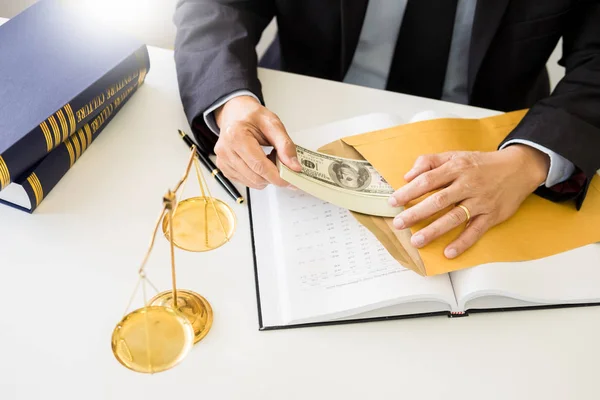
[0,183,31,210]
[450,244,600,310]
[268,188,457,324]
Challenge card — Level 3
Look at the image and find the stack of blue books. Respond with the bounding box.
[0,0,150,212]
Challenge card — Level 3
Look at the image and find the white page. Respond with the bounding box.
[268,188,457,324]
[451,244,600,310]
[0,183,30,210]
[251,186,456,327]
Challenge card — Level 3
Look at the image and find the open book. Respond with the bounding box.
[249,113,600,328]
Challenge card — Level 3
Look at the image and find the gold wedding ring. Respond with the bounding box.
[457,204,471,222]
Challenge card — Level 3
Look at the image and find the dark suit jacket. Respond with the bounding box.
[173,0,600,208]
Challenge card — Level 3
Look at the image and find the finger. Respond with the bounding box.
[407,200,475,248]
[389,161,459,207]
[444,215,491,259]
[392,186,467,230]
[258,114,302,171]
[404,152,458,181]
[228,152,269,189]
[235,136,289,187]
[268,150,299,190]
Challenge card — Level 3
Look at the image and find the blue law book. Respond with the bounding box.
[0,77,143,212]
[0,0,150,197]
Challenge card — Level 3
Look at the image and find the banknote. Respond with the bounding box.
[294,146,394,196]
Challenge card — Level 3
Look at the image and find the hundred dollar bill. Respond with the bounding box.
[293,146,394,196]
[277,145,400,217]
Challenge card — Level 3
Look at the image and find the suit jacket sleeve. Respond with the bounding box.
[173,0,275,152]
[499,0,600,209]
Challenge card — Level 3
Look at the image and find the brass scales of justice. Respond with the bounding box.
[111,144,236,374]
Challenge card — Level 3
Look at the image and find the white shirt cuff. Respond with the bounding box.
[500,139,576,187]
[202,90,259,135]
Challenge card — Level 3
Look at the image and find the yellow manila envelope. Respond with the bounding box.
[318,139,426,275]
[321,110,600,276]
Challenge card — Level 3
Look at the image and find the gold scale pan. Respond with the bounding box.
[111,143,236,374]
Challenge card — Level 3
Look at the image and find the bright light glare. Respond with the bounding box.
[68,0,153,30]
[64,0,174,45]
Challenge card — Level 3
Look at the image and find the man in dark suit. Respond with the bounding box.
[173,0,600,258]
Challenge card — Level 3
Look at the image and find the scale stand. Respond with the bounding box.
[111,145,236,373]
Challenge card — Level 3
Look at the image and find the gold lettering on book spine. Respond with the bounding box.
[105,72,137,100]
[0,156,10,190]
[40,121,53,152]
[48,116,61,146]
[55,81,140,174]
[76,93,105,123]
[56,110,69,141]
[26,173,43,206]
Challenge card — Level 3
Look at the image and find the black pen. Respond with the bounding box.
[178,129,245,204]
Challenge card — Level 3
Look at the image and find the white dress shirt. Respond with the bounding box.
[203,0,575,187]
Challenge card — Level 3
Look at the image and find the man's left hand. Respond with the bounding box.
[388,145,550,259]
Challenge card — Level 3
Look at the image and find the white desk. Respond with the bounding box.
[1,26,599,399]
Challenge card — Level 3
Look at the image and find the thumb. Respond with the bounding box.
[274,137,301,172]
[259,115,302,172]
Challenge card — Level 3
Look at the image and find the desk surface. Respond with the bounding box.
[1,23,599,399]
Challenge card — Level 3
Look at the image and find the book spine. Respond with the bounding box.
[0,45,150,191]
[17,71,145,212]
[448,311,468,318]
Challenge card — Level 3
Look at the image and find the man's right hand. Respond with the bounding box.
[213,95,302,189]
